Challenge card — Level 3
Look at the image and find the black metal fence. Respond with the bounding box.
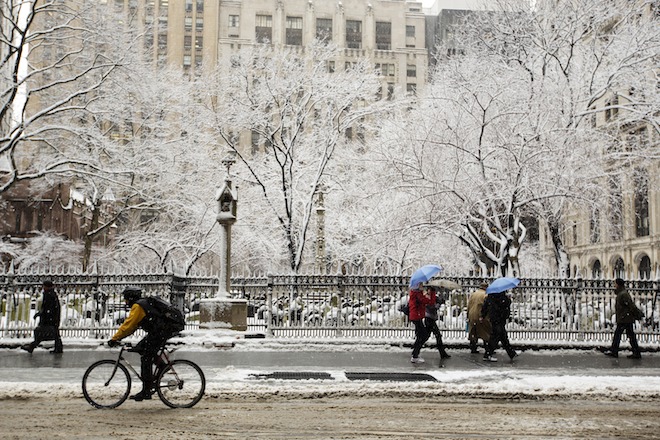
[1,269,658,345]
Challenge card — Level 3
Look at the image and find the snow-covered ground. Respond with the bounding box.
[2,329,660,402]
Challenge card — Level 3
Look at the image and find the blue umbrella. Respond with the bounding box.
[486,277,520,294]
[409,264,443,288]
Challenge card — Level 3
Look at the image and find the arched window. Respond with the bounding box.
[592,260,601,279]
[613,257,625,279]
[639,256,651,280]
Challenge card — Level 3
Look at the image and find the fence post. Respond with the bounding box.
[170,274,187,313]
[575,276,584,341]
[266,274,273,337]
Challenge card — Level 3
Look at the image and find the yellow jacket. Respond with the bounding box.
[111,303,146,341]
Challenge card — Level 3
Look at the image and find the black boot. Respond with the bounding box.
[129,389,153,401]
[440,349,451,359]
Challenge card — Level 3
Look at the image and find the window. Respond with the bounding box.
[605,94,619,121]
[375,63,395,77]
[196,0,203,12]
[195,36,203,50]
[406,83,417,95]
[407,64,416,77]
[375,22,391,50]
[591,260,601,279]
[572,223,577,246]
[639,256,651,280]
[185,16,192,31]
[406,25,415,38]
[613,257,625,279]
[185,0,192,12]
[286,16,303,46]
[327,60,335,73]
[183,55,191,67]
[316,18,332,42]
[184,35,192,50]
[251,130,261,154]
[346,20,362,49]
[229,15,239,27]
[158,32,167,50]
[196,17,203,31]
[634,168,649,237]
[255,14,272,43]
[387,83,394,100]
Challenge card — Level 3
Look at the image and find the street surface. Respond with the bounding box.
[1,345,660,439]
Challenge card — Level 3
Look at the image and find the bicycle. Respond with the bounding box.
[82,342,205,409]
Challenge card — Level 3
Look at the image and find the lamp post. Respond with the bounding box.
[199,150,247,331]
[216,151,238,297]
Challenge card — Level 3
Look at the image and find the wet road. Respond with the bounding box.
[1,346,658,383]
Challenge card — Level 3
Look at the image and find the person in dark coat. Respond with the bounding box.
[21,280,63,354]
[424,287,451,360]
[604,278,643,359]
[480,289,517,362]
[409,285,436,363]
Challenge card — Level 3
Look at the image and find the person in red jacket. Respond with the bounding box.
[409,285,436,363]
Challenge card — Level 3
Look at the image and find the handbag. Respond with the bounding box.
[34,325,58,341]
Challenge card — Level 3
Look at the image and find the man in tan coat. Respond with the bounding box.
[467,282,491,353]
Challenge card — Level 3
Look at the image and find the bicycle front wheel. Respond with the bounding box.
[156,359,205,408]
[82,360,131,409]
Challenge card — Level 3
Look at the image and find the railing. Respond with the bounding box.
[1,268,658,345]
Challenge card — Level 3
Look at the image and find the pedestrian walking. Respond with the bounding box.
[467,282,491,353]
[424,287,451,360]
[481,289,517,362]
[409,285,436,363]
[21,280,63,354]
[603,278,643,359]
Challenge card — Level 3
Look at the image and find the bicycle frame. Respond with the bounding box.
[107,343,176,386]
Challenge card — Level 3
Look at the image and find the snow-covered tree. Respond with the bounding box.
[379,0,659,277]
[203,43,393,273]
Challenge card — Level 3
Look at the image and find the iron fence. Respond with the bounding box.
[1,269,659,345]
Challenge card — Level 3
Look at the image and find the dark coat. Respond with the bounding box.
[481,292,511,325]
[615,287,642,324]
[37,287,61,327]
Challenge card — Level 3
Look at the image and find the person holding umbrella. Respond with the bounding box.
[408,265,443,364]
[409,284,436,363]
[480,277,519,362]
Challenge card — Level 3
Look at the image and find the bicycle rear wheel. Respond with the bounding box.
[82,360,131,409]
[155,359,205,408]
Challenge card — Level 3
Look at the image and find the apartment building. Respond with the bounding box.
[117,0,428,96]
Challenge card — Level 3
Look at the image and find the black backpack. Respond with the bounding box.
[137,297,185,335]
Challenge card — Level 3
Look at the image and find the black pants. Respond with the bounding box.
[132,332,170,392]
[29,325,63,352]
[411,320,430,358]
[424,317,447,354]
[486,322,515,358]
[610,323,640,355]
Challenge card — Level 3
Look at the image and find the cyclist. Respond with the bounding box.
[107,287,177,401]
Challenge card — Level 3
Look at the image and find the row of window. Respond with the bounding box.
[589,255,652,280]
[231,14,416,49]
